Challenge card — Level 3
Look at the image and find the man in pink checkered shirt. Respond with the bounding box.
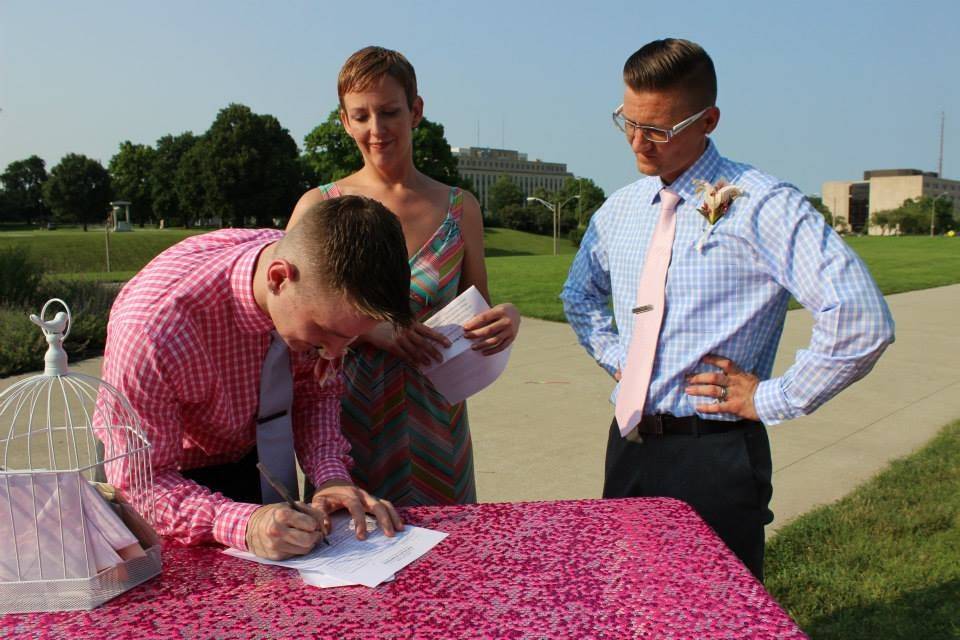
[99,196,413,560]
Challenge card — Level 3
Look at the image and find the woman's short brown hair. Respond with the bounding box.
[623,38,717,111]
[338,46,418,109]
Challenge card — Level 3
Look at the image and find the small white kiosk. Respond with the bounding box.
[109,201,133,232]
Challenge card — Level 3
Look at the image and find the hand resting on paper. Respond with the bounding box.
[245,502,330,561]
[462,303,520,355]
[361,321,451,368]
[310,481,404,541]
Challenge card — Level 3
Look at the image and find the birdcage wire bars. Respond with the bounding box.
[0,299,162,613]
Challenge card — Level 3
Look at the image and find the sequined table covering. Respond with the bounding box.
[1,498,805,639]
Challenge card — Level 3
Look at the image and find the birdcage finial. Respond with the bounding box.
[28,298,72,377]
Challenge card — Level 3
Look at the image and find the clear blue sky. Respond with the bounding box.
[2,0,957,197]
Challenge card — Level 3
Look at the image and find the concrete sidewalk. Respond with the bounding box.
[468,284,960,535]
[3,284,958,535]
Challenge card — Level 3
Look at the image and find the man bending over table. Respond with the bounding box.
[96,195,411,559]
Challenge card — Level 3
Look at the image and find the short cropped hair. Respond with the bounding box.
[277,195,413,327]
[623,39,717,111]
[338,46,418,109]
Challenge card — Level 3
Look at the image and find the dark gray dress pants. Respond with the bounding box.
[603,418,774,581]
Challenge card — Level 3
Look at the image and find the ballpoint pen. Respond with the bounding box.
[256,462,330,546]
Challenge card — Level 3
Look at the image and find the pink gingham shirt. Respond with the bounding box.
[100,229,352,550]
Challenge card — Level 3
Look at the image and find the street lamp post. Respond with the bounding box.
[527,195,580,255]
[930,193,951,237]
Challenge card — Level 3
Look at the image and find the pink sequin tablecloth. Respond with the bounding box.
[1,498,806,639]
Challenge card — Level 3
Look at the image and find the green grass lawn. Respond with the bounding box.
[0,227,204,273]
[845,236,960,295]
[483,227,579,257]
[3,228,959,323]
[0,226,566,273]
[765,419,960,639]
[487,254,574,322]
[488,234,960,321]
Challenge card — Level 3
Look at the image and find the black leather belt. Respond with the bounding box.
[636,414,755,436]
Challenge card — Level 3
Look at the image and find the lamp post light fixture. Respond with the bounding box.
[527,195,580,255]
[930,193,952,237]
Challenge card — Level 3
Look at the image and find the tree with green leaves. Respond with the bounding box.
[871,196,955,235]
[152,132,198,226]
[806,195,833,227]
[174,142,209,228]
[521,177,607,238]
[523,187,554,234]
[1,155,51,225]
[487,175,524,216]
[109,141,156,227]
[555,177,606,230]
[0,191,12,224]
[42,154,112,231]
[881,200,927,234]
[412,119,464,186]
[302,108,469,189]
[871,209,896,235]
[189,103,303,227]
[302,110,363,185]
[926,195,956,234]
[499,202,543,233]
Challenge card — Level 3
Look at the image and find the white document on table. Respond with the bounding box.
[298,567,395,589]
[421,285,512,404]
[224,514,447,588]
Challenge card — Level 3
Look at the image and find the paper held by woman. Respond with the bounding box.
[420,286,512,404]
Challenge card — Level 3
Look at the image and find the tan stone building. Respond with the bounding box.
[822,169,960,234]
[452,146,573,211]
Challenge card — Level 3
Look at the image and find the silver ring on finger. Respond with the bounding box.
[718,385,728,402]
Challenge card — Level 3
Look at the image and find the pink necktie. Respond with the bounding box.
[615,188,680,437]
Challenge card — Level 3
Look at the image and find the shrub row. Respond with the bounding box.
[0,247,118,377]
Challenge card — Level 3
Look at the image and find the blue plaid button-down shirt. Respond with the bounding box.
[561,140,895,425]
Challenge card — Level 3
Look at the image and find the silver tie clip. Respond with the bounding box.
[632,304,654,314]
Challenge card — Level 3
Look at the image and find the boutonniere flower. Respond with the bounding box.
[692,178,745,252]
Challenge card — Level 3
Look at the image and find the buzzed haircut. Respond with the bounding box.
[623,38,717,112]
[338,46,418,109]
[277,195,413,327]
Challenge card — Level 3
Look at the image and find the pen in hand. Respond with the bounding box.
[256,462,330,546]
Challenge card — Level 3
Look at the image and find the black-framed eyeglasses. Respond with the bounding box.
[612,104,710,143]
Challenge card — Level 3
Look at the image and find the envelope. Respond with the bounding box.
[0,471,97,580]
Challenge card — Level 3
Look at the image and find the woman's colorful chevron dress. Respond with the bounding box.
[315,183,476,505]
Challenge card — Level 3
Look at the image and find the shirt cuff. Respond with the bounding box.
[212,501,262,551]
[753,378,802,426]
[598,342,626,376]
[310,459,353,488]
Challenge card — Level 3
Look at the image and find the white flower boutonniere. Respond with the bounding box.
[692,178,745,252]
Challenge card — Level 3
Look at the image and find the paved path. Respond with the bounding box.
[4,284,958,536]
[468,284,960,535]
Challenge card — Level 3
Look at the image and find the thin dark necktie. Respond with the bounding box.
[256,331,297,503]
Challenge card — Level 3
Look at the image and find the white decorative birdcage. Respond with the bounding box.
[0,299,162,613]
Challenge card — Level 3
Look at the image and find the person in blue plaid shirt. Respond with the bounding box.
[561,38,894,581]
